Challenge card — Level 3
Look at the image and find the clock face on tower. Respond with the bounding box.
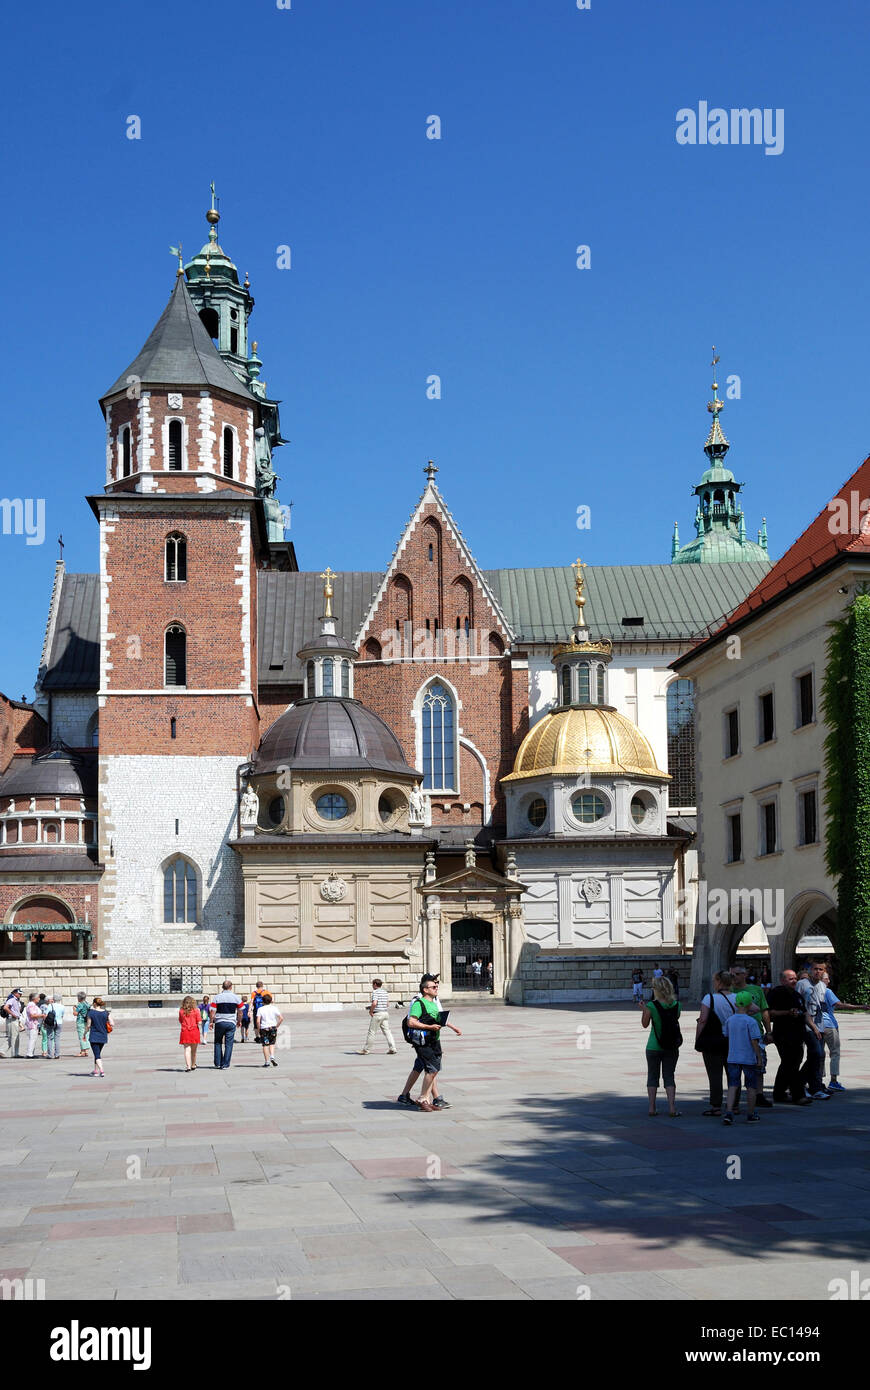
[167,393,183,409]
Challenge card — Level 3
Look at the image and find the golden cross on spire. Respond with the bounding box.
[572,557,587,620]
[210,179,217,210]
[320,566,336,617]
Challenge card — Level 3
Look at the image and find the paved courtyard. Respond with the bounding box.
[2,1002,869,1301]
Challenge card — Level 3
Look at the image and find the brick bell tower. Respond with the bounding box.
[92,204,289,961]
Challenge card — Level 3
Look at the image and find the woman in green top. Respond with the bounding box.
[75,992,90,1056]
[642,975,683,1117]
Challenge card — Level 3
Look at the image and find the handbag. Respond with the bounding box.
[106,1019,114,1034]
[694,993,733,1053]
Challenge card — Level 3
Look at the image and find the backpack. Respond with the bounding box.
[648,999,683,1050]
[694,993,734,1054]
[0,1004,9,1019]
[402,1000,432,1045]
[44,1007,56,1031]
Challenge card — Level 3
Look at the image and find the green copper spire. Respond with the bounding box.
[671,349,771,567]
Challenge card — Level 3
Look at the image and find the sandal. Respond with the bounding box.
[702,1108,721,1116]
[668,1111,683,1118]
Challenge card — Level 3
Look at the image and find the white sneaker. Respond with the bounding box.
[811,1089,831,1099]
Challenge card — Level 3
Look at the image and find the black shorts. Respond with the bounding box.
[260,1027,277,1046]
[413,1041,442,1075]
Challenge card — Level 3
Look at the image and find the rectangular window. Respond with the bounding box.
[761,801,777,856]
[799,788,818,846]
[797,672,814,728]
[727,812,742,863]
[759,691,775,744]
[725,708,739,758]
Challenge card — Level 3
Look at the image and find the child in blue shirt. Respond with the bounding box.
[722,992,764,1125]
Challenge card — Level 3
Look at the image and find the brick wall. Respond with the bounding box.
[0,697,47,775]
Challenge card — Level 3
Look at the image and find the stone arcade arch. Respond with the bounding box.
[689,886,838,997]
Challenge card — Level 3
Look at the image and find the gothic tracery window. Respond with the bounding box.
[422,682,456,791]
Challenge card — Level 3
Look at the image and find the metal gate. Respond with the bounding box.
[108,966,203,995]
[450,927,493,992]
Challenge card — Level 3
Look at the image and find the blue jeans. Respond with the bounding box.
[214,1020,235,1068]
[47,1026,62,1059]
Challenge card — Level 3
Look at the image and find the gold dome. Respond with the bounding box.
[503,706,670,783]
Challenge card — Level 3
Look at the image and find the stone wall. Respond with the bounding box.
[519,948,691,1003]
[0,956,423,1013]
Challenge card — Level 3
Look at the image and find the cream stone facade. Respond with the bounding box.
[678,562,854,995]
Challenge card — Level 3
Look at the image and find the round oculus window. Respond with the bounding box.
[316,792,349,821]
[631,793,654,827]
[571,791,606,824]
[378,794,395,824]
[527,797,547,827]
[269,796,285,826]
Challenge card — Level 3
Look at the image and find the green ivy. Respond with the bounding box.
[823,593,870,1003]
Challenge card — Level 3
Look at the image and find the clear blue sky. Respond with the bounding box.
[1,0,868,699]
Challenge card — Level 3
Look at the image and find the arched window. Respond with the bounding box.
[322,658,334,696]
[222,427,234,478]
[86,713,99,748]
[163,856,198,923]
[167,419,183,470]
[165,533,187,582]
[596,665,606,704]
[364,638,382,661]
[44,823,59,844]
[667,678,696,806]
[199,307,219,341]
[306,660,315,698]
[121,425,132,478]
[341,660,351,696]
[561,666,571,705]
[390,575,412,627]
[422,682,456,791]
[165,625,187,687]
[578,662,590,703]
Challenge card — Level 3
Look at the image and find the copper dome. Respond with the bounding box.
[255,698,418,778]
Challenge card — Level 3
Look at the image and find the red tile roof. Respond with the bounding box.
[675,453,870,665]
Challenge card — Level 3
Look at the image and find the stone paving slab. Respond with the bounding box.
[1,1004,869,1300]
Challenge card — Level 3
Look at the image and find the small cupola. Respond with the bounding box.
[295,567,359,698]
[552,558,614,708]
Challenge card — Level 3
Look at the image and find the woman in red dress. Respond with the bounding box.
[179,995,201,1071]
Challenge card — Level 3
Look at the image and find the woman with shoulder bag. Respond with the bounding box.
[85,996,113,1077]
[694,970,736,1116]
[642,975,683,1117]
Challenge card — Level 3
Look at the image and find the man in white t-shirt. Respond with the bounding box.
[359,978,396,1055]
[256,992,283,1068]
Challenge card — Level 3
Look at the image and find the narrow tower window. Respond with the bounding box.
[322,659,334,696]
[306,660,315,698]
[561,666,571,705]
[223,427,234,478]
[121,425,132,478]
[341,659,350,697]
[168,419,183,470]
[165,533,187,582]
[165,625,187,687]
[170,717,177,740]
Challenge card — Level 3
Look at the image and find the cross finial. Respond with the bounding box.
[57,534,64,561]
[320,566,336,618]
[210,179,217,211]
[424,459,438,484]
[572,557,587,618]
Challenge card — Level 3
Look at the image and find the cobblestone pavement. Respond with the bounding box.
[1,1003,869,1301]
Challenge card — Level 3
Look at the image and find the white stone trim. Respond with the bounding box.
[231,513,252,691]
[99,512,117,690]
[137,393,156,489]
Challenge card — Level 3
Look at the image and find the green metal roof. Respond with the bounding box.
[483,562,772,643]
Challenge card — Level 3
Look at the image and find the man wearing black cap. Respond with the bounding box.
[0,988,24,1059]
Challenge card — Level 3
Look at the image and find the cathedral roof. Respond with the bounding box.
[503,704,669,783]
[100,275,255,404]
[0,742,97,798]
[254,697,418,777]
[37,562,772,692]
